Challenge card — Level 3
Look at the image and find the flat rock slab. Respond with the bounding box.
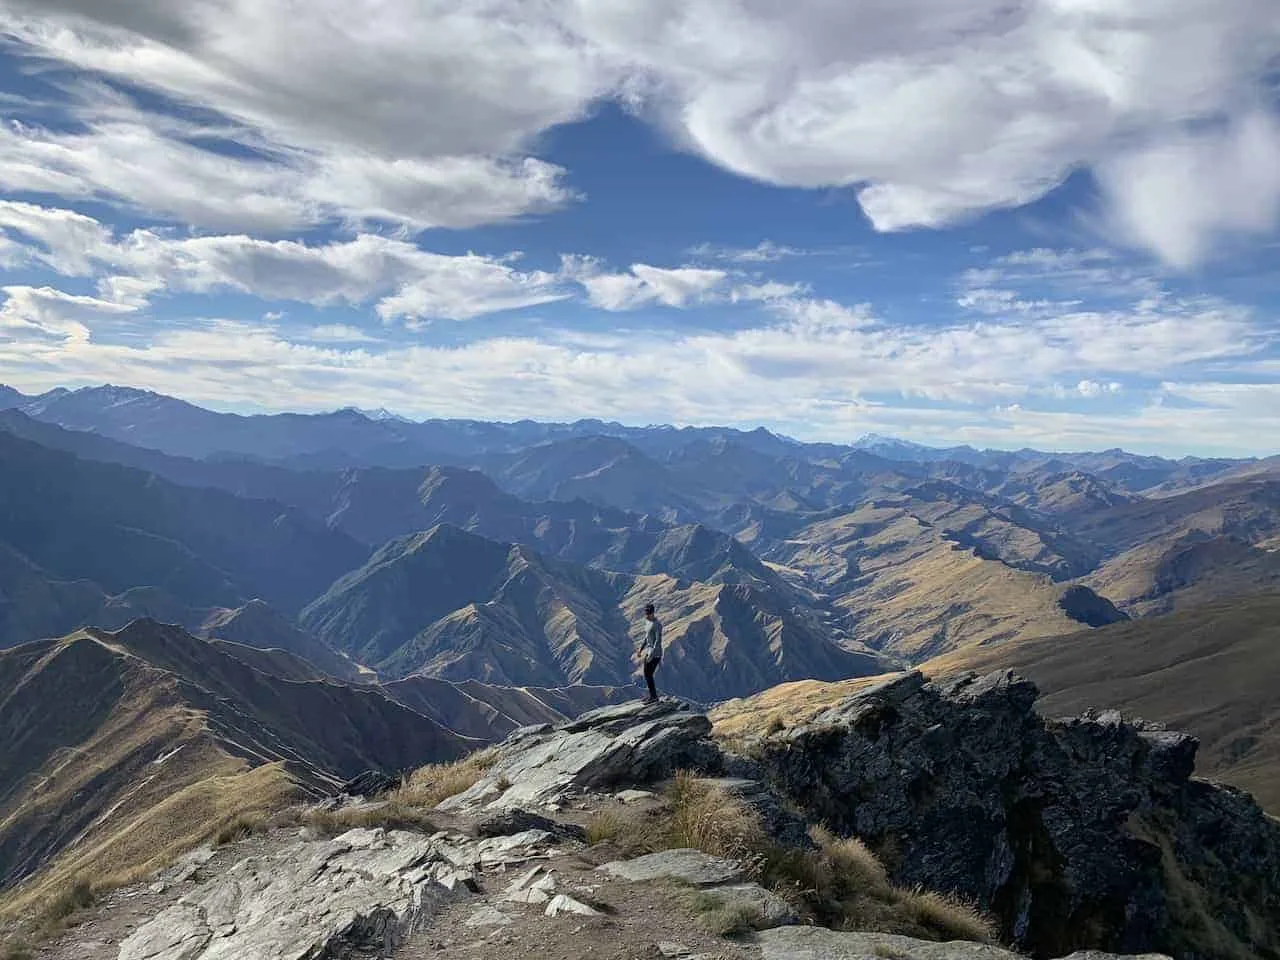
[708,883,796,928]
[116,826,551,960]
[598,849,743,886]
[544,893,602,917]
[438,700,713,813]
[757,928,1172,960]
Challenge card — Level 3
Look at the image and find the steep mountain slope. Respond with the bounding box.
[0,386,25,410]
[0,620,471,909]
[1067,477,1280,615]
[0,431,367,646]
[766,489,1121,662]
[926,590,1280,811]
[197,600,370,683]
[382,676,628,740]
[302,524,886,701]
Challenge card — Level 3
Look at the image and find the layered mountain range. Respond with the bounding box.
[2,384,1276,678]
[2,381,1279,951]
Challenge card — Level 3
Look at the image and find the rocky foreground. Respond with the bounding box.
[29,671,1280,960]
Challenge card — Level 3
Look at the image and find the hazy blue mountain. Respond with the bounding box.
[0,430,368,647]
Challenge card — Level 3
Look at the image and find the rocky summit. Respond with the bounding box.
[23,689,1278,960]
[743,671,1280,959]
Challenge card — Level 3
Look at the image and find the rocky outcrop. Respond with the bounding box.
[437,699,719,812]
[117,826,558,960]
[747,671,1280,960]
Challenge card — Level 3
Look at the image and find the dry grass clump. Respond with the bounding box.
[760,826,995,942]
[663,883,766,938]
[211,812,267,847]
[897,888,999,943]
[293,800,439,838]
[286,747,502,839]
[664,772,769,859]
[583,771,767,859]
[33,878,95,935]
[588,772,999,945]
[393,747,500,808]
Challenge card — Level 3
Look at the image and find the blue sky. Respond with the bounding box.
[0,1,1277,456]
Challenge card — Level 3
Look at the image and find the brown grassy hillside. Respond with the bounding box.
[0,620,472,922]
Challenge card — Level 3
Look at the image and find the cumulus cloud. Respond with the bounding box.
[3,0,1279,261]
[1096,112,1280,268]
[0,284,134,343]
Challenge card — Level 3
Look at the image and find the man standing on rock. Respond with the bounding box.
[638,603,663,703]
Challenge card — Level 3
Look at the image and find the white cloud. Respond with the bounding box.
[6,278,1272,455]
[687,240,813,263]
[4,0,1279,262]
[564,257,729,310]
[0,200,569,322]
[1097,112,1280,268]
[0,284,135,344]
[1075,379,1122,398]
[0,116,576,233]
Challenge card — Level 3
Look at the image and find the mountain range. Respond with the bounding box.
[2,383,1276,678]
[2,380,1280,945]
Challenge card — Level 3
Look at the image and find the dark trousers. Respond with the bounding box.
[643,657,661,700]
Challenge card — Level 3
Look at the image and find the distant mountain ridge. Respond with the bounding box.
[4,383,1256,489]
[300,523,887,700]
[2,381,1277,698]
[0,429,368,649]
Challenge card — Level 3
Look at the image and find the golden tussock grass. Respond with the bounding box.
[587,773,999,945]
[392,747,500,809]
[0,761,296,930]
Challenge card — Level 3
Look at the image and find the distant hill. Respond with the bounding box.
[764,488,1122,662]
[925,591,1280,811]
[0,620,473,906]
[301,523,887,701]
[0,430,368,648]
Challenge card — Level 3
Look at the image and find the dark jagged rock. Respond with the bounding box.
[339,770,400,799]
[472,808,587,843]
[749,670,1280,960]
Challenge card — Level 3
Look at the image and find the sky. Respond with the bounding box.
[0,2,1278,456]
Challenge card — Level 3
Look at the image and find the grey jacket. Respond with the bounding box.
[640,618,663,663]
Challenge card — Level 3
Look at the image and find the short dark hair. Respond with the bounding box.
[644,603,655,616]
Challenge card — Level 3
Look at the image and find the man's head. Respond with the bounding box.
[644,603,656,620]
